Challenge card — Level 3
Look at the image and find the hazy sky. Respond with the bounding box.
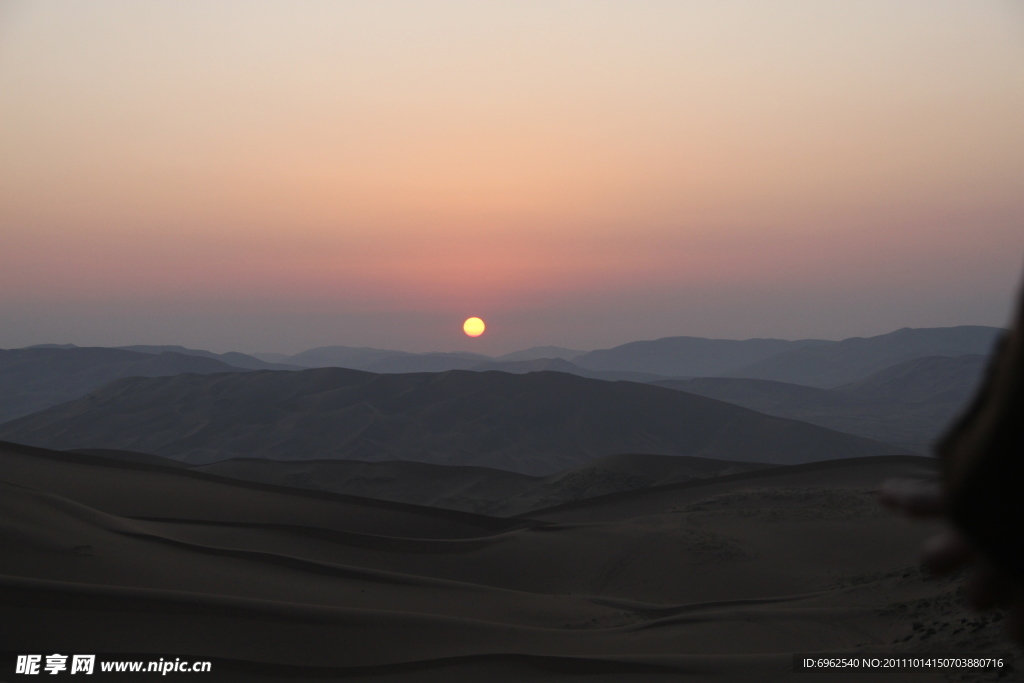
[2,1,1023,354]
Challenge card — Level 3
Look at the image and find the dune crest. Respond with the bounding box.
[1,441,1011,680]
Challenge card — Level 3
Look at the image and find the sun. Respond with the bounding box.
[463,317,486,337]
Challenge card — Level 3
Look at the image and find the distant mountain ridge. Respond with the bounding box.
[256,346,486,371]
[729,326,1000,388]
[114,345,301,371]
[253,326,1001,385]
[5,326,1000,436]
[0,347,245,424]
[652,354,989,453]
[253,345,585,369]
[494,346,586,362]
[470,357,662,383]
[29,343,298,371]
[834,354,987,404]
[0,367,905,475]
[573,336,830,377]
[24,326,1003,385]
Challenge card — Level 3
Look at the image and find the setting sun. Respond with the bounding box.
[463,317,486,337]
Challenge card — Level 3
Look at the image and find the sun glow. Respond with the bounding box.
[463,317,486,337]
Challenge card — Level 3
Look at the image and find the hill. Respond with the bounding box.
[470,357,663,382]
[493,345,586,362]
[251,326,1001,386]
[0,368,904,474]
[362,351,491,373]
[262,345,489,371]
[572,336,828,377]
[652,354,988,453]
[114,344,300,370]
[254,345,586,369]
[730,326,1000,388]
[275,348,665,381]
[835,353,987,404]
[3,439,1007,680]
[0,347,247,424]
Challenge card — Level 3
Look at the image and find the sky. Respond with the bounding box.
[2,1,1023,355]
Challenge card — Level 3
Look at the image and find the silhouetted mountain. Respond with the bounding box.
[249,351,295,365]
[25,343,297,371]
[834,354,987,404]
[277,345,408,368]
[652,354,989,453]
[573,336,829,377]
[494,346,586,362]
[0,368,904,474]
[362,352,490,373]
[116,345,300,370]
[264,345,489,372]
[471,357,663,382]
[653,377,869,412]
[249,326,1001,385]
[256,345,587,369]
[0,347,245,424]
[731,326,1001,388]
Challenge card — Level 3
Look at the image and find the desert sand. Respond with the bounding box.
[1,440,1013,681]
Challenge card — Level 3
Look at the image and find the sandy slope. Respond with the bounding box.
[0,442,1013,682]
[187,452,772,516]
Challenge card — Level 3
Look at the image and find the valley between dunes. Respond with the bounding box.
[1,441,1013,682]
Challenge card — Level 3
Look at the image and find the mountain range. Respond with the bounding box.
[0,326,999,463]
[0,347,247,424]
[250,326,1000,385]
[0,367,902,474]
[652,354,988,453]
[572,336,829,377]
[29,343,298,371]
[254,344,586,368]
[725,325,1000,387]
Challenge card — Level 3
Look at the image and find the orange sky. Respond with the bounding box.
[2,1,1023,353]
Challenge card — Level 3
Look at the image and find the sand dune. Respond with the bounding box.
[188,452,773,516]
[1,440,1011,681]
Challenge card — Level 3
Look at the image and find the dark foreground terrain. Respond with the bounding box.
[0,440,1012,682]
